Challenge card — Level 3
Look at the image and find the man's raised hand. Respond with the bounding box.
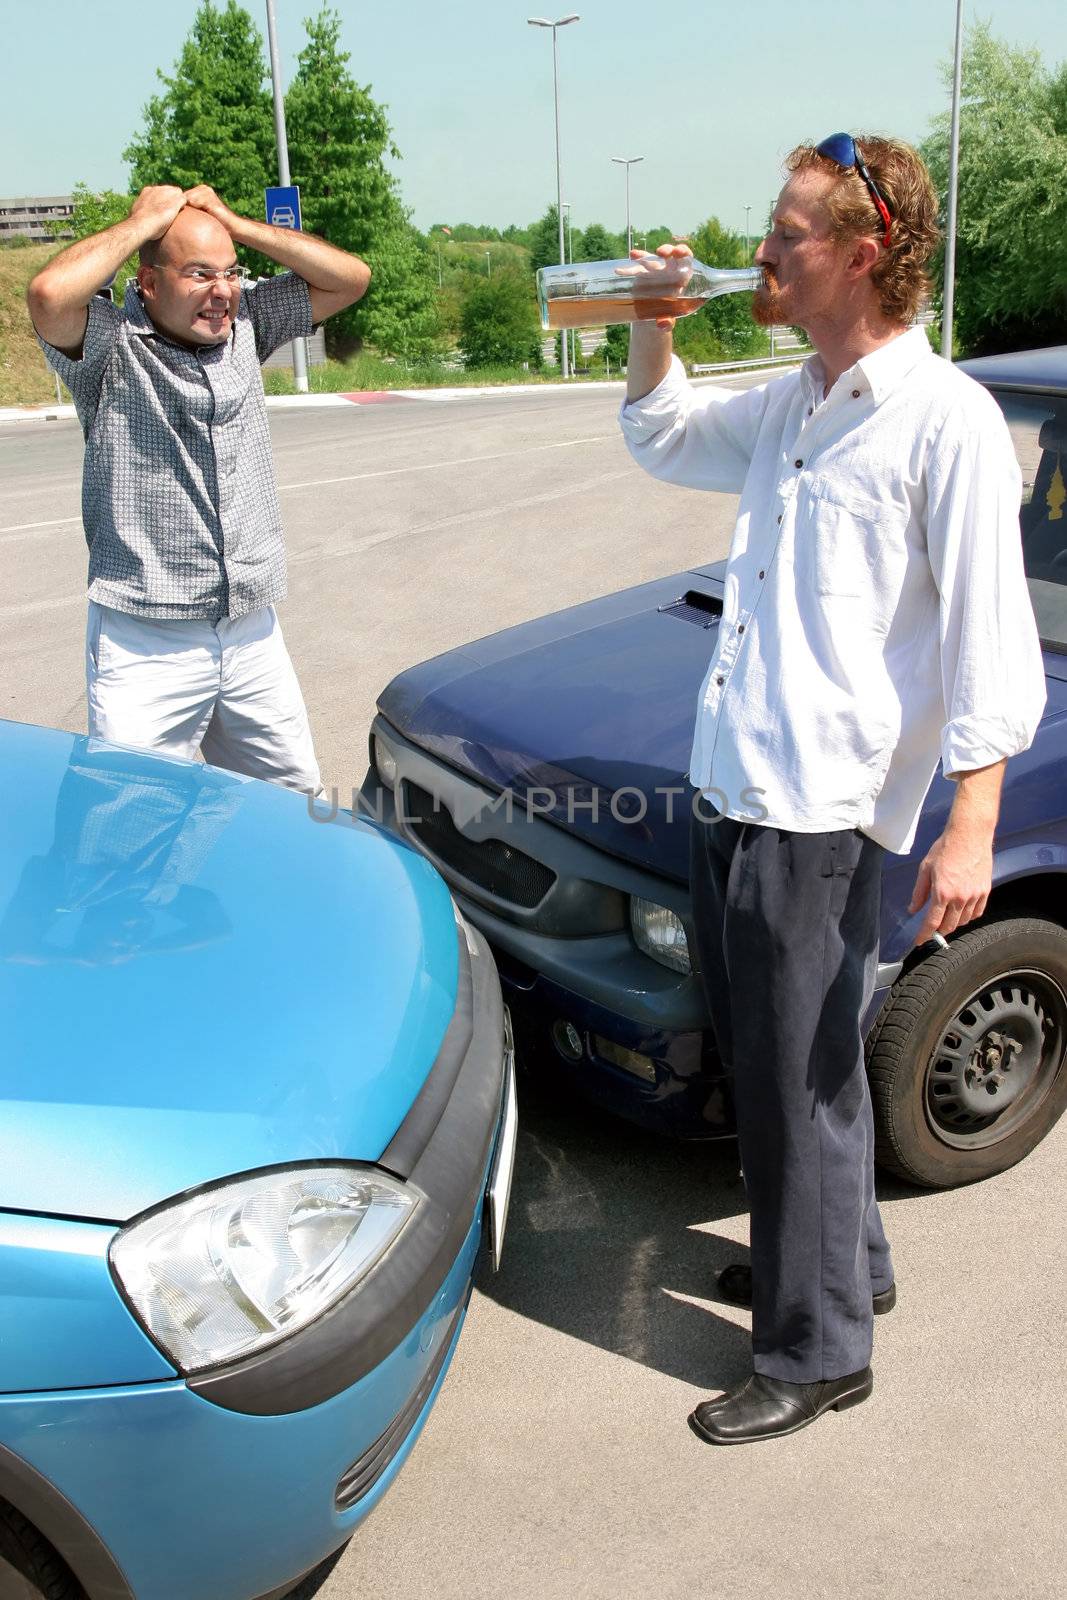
[129,186,187,240]
[183,186,240,232]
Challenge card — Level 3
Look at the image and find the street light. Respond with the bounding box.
[744,204,752,260]
[943,0,964,361]
[562,201,576,371]
[264,0,307,393]
[561,201,574,265]
[528,14,580,378]
[485,250,492,277]
[611,155,644,255]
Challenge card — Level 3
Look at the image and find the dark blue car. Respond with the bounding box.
[363,346,1067,1190]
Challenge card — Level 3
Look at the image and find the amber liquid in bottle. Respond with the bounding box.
[546,295,708,329]
[537,259,764,331]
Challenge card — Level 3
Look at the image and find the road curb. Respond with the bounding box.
[0,363,801,425]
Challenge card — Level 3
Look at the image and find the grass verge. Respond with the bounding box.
[261,353,607,394]
[0,243,66,406]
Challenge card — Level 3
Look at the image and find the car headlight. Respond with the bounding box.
[110,1166,417,1373]
[374,733,398,790]
[630,896,692,975]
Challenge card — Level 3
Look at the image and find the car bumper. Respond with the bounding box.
[0,1216,482,1600]
[0,925,517,1600]
[361,725,895,1139]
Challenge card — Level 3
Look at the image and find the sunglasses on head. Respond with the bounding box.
[815,132,893,248]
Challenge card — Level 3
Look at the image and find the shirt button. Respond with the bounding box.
[737,624,745,634]
[776,514,782,524]
[851,389,861,398]
[794,458,803,468]
[758,569,765,579]
[716,675,725,686]
[807,407,813,416]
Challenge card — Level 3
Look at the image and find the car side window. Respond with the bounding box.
[990,389,1067,652]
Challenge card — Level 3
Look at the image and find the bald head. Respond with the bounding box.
[136,204,242,348]
[139,205,234,270]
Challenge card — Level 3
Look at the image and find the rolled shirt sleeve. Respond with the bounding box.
[619,354,770,494]
[243,271,314,363]
[926,395,1047,777]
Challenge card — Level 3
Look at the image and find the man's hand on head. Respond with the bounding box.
[129,186,187,240]
[183,186,240,233]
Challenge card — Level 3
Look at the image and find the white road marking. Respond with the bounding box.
[0,592,84,621]
[277,434,617,493]
[0,434,619,536]
[289,466,635,568]
[0,515,81,540]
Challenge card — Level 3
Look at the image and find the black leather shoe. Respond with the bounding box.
[717,1263,896,1314]
[689,1367,873,1445]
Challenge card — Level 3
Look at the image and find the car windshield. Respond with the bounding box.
[990,387,1067,653]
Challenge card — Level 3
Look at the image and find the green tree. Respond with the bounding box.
[528,206,565,274]
[589,321,630,371]
[921,23,1067,355]
[123,1,273,224]
[458,270,542,369]
[436,222,503,243]
[671,216,763,364]
[285,7,436,357]
[642,225,675,254]
[578,222,617,262]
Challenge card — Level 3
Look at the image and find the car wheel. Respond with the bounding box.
[867,917,1067,1189]
[0,1503,85,1600]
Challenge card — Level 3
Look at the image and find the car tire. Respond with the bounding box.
[867,917,1067,1189]
[0,1503,86,1600]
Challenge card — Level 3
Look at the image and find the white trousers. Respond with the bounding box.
[86,602,322,795]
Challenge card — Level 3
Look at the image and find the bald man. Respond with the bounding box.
[27,184,370,793]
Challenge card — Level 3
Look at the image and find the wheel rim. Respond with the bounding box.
[924,966,1067,1150]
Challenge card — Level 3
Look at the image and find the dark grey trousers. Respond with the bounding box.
[688,810,894,1383]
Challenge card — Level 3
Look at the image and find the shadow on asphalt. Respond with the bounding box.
[478,1065,930,1390]
[287,1543,349,1599]
[477,1066,755,1391]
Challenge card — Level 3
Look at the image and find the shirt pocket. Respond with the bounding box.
[799,477,909,635]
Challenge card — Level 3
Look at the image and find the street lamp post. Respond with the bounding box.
[943,0,965,361]
[528,14,580,378]
[485,250,492,277]
[562,201,576,371]
[744,204,752,260]
[612,155,644,255]
[561,201,574,265]
[264,0,308,393]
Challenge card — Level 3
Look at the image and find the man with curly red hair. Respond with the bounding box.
[620,135,1045,1444]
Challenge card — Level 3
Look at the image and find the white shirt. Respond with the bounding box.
[619,327,1046,855]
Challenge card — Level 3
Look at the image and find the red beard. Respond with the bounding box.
[751,278,785,327]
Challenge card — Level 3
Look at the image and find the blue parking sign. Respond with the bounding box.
[265,186,302,231]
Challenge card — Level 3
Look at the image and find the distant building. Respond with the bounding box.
[0,197,75,243]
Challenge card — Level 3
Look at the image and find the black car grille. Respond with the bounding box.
[335,1308,462,1511]
[403,782,556,909]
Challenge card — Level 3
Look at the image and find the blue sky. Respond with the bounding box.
[3,1,1060,238]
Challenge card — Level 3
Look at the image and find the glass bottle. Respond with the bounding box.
[537,257,764,331]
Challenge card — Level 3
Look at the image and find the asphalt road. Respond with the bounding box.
[2,383,1065,1600]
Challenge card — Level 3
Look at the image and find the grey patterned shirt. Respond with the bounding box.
[38,274,313,620]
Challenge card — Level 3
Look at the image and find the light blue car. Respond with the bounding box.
[0,722,516,1600]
